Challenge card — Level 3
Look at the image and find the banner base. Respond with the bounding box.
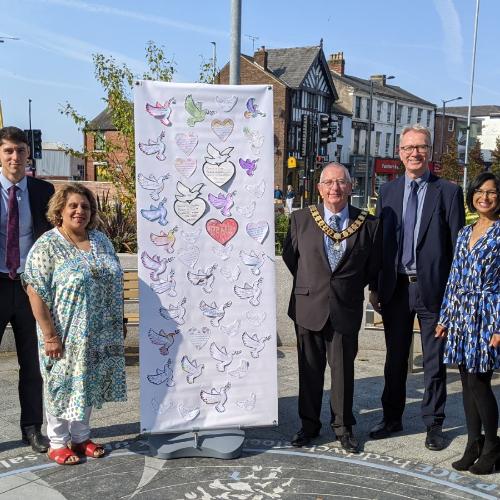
[148,428,245,460]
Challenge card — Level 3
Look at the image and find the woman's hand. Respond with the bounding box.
[489,334,500,348]
[44,336,63,358]
[435,324,447,338]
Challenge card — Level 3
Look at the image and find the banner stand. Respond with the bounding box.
[148,428,245,460]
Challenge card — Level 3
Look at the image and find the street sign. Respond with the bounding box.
[287,156,297,168]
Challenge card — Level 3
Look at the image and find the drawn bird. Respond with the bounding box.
[150,269,177,296]
[199,300,232,327]
[146,359,175,386]
[137,173,169,200]
[235,201,256,219]
[180,227,201,245]
[140,198,168,226]
[145,98,176,127]
[245,179,266,198]
[216,95,238,112]
[150,226,178,253]
[208,191,236,217]
[209,342,241,372]
[140,251,173,281]
[244,97,266,118]
[239,250,267,276]
[187,264,217,294]
[175,181,204,202]
[229,359,250,379]
[243,127,264,154]
[200,382,231,413]
[181,355,204,384]
[185,94,213,127]
[236,392,256,411]
[177,403,200,421]
[204,143,234,165]
[212,243,233,261]
[148,328,179,355]
[233,277,263,306]
[246,311,266,327]
[138,132,168,162]
[239,158,258,176]
[242,332,271,358]
[220,264,240,283]
[220,319,241,338]
[159,298,187,325]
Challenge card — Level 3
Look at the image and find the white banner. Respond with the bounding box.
[134,81,278,433]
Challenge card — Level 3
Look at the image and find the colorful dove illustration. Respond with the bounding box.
[208,191,236,217]
[244,97,266,118]
[185,94,213,127]
[140,198,168,226]
[239,158,258,176]
[145,98,176,127]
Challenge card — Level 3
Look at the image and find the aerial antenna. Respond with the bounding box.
[245,34,259,53]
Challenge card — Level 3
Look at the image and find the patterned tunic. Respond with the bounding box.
[439,220,500,373]
[23,228,127,420]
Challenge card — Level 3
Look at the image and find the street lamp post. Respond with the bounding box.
[440,96,462,159]
[230,0,241,85]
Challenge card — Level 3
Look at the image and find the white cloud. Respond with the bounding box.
[0,68,89,90]
[432,0,463,65]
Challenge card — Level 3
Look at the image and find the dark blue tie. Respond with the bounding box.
[402,181,418,267]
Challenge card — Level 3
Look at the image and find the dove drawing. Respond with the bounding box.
[137,173,170,200]
[242,332,271,358]
[245,179,266,198]
[177,403,200,421]
[236,392,257,411]
[233,277,263,306]
[235,201,256,219]
[150,226,178,253]
[187,264,217,294]
[228,359,250,379]
[140,252,173,281]
[243,126,264,154]
[185,94,213,127]
[244,97,266,118]
[200,382,231,413]
[148,328,179,355]
[220,264,240,283]
[205,143,234,166]
[150,269,177,296]
[175,181,204,202]
[199,300,232,327]
[138,132,168,162]
[145,97,176,127]
[220,319,241,338]
[147,359,175,386]
[181,355,204,384]
[140,198,168,226]
[239,158,258,176]
[239,250,267,275]
[209,342,241,372]
[208,191,236,217]
[159,298,187,325]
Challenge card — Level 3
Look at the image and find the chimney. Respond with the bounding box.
[254,46,268,70]
[370,74,387,86]
[328,52,345,76]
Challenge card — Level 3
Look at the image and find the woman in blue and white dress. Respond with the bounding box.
[436,172,500,475]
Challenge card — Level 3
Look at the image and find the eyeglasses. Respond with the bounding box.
[319,179,349,188]
[474,189,498,198]
[399,144,431,153]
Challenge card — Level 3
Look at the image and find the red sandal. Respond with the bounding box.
[70,439,106,458]
[47,447,80,465]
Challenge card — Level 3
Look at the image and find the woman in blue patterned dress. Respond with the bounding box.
[23,183,127,465]
[435,172,500,475]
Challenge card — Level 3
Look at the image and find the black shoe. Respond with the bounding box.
[369,419,403,440]
[469,437,500,475]
[22,428,49,453]
[425,425,446,451]
[291,429,319,448]
[340,431,359,453]
[452,436,484,471]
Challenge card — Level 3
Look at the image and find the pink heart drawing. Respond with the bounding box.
[175,158,197,178]
[211,119,234,142]
[246,221,269,244]
[206,218,238,246]
[175,132,198,156]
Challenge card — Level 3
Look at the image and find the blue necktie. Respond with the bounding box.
[402,181,418,267]
[327,215,343,271]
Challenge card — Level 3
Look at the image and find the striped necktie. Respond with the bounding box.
[327,215,343,271]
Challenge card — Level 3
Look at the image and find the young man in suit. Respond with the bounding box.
[369,124,465,450]
[0,126,54,452]
[283,163,381,453]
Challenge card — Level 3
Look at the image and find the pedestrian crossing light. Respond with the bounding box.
[24,129,43,160]
[319,114,333,145]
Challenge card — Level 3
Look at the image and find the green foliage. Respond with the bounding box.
[467,139,485,182]
[439,136,461,183]
[491,137,500,176]
[274,212,290,255]
[198,55,217,84]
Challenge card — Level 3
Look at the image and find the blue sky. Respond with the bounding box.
[1,0,499,150]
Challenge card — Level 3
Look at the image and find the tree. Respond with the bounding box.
[466,138,485,183]
[439,136,461,183]
[491,137,500,176]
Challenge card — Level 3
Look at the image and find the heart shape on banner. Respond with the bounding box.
[175,132,198,156]
[211,119,234,142]
[177,246,200,268]
[202,160,235,188]
[246,221,269,244]
[188,327,211,350]
[174,198,207,226]
[206,218,238,246]
[175,158,197,178]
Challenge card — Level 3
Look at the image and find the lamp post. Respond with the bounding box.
[230,0,241,84]
[210,42,217,84]
[440,96,462,159]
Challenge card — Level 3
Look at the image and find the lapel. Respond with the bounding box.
[391,175,406,235]
[336,204,360,270]
[316,203,333,271]
[26,176,39,235]
[417,173,440,248]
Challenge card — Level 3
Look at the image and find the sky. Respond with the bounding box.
[1,0,499,150]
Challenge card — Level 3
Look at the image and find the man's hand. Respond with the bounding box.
[435,324,447,338]
[369,291,381,313]
[489,334,500,348]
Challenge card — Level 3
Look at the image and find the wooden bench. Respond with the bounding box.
[123,269,139,325]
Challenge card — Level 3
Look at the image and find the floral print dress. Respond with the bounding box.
[23,228,127,421]
[439,220,500,373]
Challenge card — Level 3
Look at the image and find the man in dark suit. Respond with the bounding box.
[369,124,465,450]
[283,163,381,453]
[0,126,54,452]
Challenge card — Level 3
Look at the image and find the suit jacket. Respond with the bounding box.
[26,176,54,240]
[375,173,464,312]
[283,203,381,335]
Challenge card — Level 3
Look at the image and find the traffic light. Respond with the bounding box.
[24,129,42,159]
[319,113,333,145]
[300,114,311,157]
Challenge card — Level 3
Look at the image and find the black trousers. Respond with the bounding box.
[296,320,358,436]
[381,277,446,427]
[0,277,43,432]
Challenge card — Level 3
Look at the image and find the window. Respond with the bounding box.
[355,96,361,118]
[94,161,108,181]
[385,133,392,156]
[448,119,454,132]
[407,107,413,124]
[426,110,431,127]
[353,128,361,154]
[397,105,403,124]
[94,131,105,152]
[376,100,382,121]
[337,116,343,137]
[336,145,343,161]
[365,98,370,120]
[417,108,423,124]
[387,103,393,123]
[375,131,382,155]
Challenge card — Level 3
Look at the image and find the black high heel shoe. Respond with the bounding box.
[452,436,484,471]
[469,437,500,475]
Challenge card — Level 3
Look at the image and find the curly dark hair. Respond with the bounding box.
[466,172,500,216]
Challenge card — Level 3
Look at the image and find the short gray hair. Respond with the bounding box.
[400,124,432,146]
[320,162,352,183]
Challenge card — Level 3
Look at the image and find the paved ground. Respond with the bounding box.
[1,327,499,499]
